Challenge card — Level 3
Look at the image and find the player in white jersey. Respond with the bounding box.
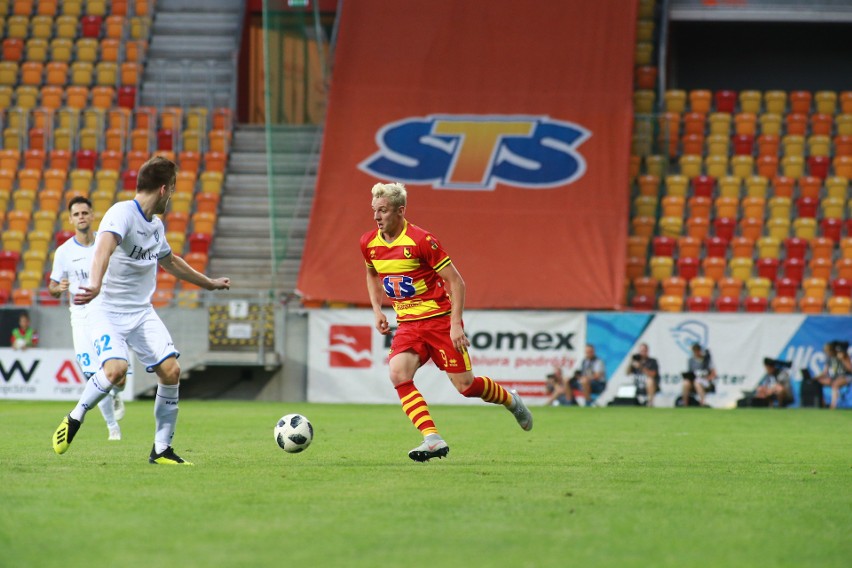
[52,156,231,465]
[49,196,125,441]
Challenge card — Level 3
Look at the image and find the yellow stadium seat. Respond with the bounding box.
[1,230,25,252]
[25,37,48,62]
[69,169,93,192]
[764,91,786,114]
[54,14,79,37]
[717,176,741,199]
[793,217,817,240]
[739,90,762,114]
[827,296,851,315]
[705,155,728,179]
[729,258,754,281]
[746,277,772,299]
[649,257,674,281]
[50,37,73,62]
[658,216,683,238]
[664,90,686,113]
[658,294,683,312]
[825,177,848,200]
[22,249,46,274]
[706,134,728,157]
[12,187,36,210]
[75,38,98,63]
[781,155,804,178]
[815,91,837,115]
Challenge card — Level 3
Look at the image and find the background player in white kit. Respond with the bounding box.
[52,156,230,465]
[49,196,125,440]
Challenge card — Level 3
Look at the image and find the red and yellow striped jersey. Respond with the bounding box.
[360,220,453,322]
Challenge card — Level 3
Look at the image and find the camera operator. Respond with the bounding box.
[816,341,851,410]
[544,369,570,406]
[753,358,793,407]
[629,343,659,407]
[681,343,716,407]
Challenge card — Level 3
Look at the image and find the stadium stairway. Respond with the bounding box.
[141,0,242,109]
[209,124,320,292]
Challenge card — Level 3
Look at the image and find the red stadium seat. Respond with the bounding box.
[744,296,768,313]
[692,175,715,198]
[775,277,798,298]
[795,197,818,218]
[686,295,711,312]
[630,294,655,311]
[0,251,21,272]
[756,257,780,281]
[807,155,829,179]
[817,218,842,243]
[55,230,74,247]
[782,257,805,283]
[714,90,737,113]
[713,217,736,241]
[652,236,676,257]
[677,257,700,280]
[783,237,808,260]
[832,278,852,298]
[704,236,728,258]
[715,296,740,312]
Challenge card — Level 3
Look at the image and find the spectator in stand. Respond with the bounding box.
[681,343,716,407]
[753,358,793,408]
[629,343,660,407]
[816,341,852,410]
[573,344,606,406]
[544,369,570,406]
[11,313,38,350]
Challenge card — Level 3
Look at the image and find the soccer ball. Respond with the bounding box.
[274,414,313,453]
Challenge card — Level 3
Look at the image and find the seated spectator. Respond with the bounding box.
[572,344,606,406]
[11,312,39,351]
[681,343,716,407]
[629,342,660,407]
[752,358,793,407]
[816,341,852,410]
[544,370,570,406]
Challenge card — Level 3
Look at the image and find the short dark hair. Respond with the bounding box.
[137,156,177,192]
[68,196,92,212]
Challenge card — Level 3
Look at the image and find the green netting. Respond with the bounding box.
[261,1,333,270]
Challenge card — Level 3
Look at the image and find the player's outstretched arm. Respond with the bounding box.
[159,253,231,291]
[74,232,119,304]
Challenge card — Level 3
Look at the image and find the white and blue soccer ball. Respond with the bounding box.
[274,414,313,453]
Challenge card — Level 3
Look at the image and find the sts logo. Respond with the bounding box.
[359,114,590,190]
[328,325,373,368]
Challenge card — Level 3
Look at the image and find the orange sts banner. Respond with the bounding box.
[297,0,637,309]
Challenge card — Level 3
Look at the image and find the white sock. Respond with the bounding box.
[98,395,118,428]
[70,370,113,422]
[154,383,179,453]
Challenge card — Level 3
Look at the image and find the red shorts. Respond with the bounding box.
[390,316,471,373]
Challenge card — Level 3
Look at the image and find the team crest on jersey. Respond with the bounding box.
[370,249,376,258]
[403,248,412,258]
[359,114,590,190]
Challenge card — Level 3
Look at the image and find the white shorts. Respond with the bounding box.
[88,306,180,372]
[70,311,99,377]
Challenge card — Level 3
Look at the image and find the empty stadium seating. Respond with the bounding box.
[629,79,852,311]
[0,1,229,307]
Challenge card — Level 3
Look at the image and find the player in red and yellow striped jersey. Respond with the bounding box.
[362,182,533,462]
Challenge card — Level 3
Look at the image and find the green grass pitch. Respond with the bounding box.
[0,400,849,567]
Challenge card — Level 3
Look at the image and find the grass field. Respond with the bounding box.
[0,400,849,568]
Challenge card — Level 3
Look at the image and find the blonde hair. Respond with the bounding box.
[371,182,407,208]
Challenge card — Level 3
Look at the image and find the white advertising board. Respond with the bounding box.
[307,309,585,404]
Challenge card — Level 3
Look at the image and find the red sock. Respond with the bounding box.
[395,380,438,436]
[462,376,513,407]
